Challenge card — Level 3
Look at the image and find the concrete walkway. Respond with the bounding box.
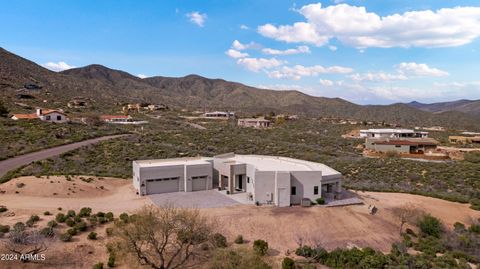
[0,134,129,178]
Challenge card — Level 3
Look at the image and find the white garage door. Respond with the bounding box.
[192,175,207,191]
[146,177,179,194]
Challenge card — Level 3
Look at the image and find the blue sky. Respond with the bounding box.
[1,0,480,105]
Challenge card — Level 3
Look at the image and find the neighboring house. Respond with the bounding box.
[203,111,235,118]
[100,115,132,123]
[449,136,480,144]
[360,129,428,138]
[365,138,439,154]
[147,104,168,111]
[11,108,68,123]
[238,118,270,128]
[132,153,343,207]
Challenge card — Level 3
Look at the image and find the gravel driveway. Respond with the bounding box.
[149,190,240,208]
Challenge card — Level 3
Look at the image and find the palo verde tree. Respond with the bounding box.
[113,205,215,269]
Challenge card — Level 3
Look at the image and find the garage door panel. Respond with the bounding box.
[192,176,207,191]
[146,177,179,194]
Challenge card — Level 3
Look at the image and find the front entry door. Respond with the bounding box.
[238,175,243,190]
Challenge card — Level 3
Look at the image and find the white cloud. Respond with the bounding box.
[319,79,334,86]
[137,74,148,79]
[258,3,480,48]
[267,64,353,80]
[232,40,259,50]
[328,45,338,51]
[262,45,310,55]
[237,57,284,72]
[240,24,249,30]
[349,72,408,82]
[225,49,249,59]
[42,61,76,72]
[186,11,207,27]
[396,62,449,77]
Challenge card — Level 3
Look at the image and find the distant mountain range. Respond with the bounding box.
[407,100,480,117]
[0,47,479,130]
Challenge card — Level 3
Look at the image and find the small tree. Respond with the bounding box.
[113,205,214,269]
[253,240,269,256]
[0,101,9,118]
[282,257,295,269]
[418,215,442,238]
[392,204,422,235]
[6,228,49,261]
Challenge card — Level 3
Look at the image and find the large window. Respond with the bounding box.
[291,186,296,195]
[57,115,62,120]
[313,186,319,195]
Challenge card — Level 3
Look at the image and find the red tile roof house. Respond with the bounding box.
[100,115,132,123]
[11,108,68,123]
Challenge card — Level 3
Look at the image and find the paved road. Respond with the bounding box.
[0,134,129,178]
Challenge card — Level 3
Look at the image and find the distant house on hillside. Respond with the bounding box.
[360,129,428,138]
[449,136,480,145]
[11,108,68,123]
[203,111,235,119]
[100,115,132,123]
[365,138,439,154]
[238,118,270,128]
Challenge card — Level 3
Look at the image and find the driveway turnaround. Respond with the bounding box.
[0,134,128,178]
[149,190,240,208]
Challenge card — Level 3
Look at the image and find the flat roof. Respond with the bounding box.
[360,129,415,133]
[217,154,341,176]
[134,157,212,168]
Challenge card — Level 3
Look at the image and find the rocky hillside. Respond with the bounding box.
[407,100,480,117]
[1,47,479,130]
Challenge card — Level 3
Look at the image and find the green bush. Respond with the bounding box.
[212,233,227,248]
[40,227,55,238]
[464,151,480,163]
[414,236,446,256]
[45,221,56,229]
[26,219,35,227]
[29,215,40,222]
[107,253,115,268]
[418,215,442,238]
[105,212,114,222]
[96,212,105,218]
[74,215,82,223]
[468,223,480,234]
[43,211,51,216]
[234,235,244,244]
[105,227,113,237]
[0,225,10,233]
[56,213,67,223]
[253,239,269,256]
[75,221,88,232]
[67,228,78,236]
[67,210,76,218]
[0,206,7,213]
[281,257,295,269]
[119,213,129,222]
[13,222,26,231]
[60,233,72,242]
[79,207,92,217]
[88,232,97,240]
[316,197,325,205]
[92,262,103,269]
[65,218,75,227]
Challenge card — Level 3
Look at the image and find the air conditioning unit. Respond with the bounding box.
[266,192,272,201]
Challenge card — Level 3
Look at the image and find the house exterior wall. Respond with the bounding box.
[374,144,411,153]
[184,163,213,192]
[253,171,276,204]
[275,171,290,207]
[40,112,68,123]
[290,171,322,204]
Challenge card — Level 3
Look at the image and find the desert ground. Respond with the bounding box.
[1,176,479,268]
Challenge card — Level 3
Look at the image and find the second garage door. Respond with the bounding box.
[146,177,180,194]
[192,175,207,191]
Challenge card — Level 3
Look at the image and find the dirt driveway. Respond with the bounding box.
[149,190,240,208]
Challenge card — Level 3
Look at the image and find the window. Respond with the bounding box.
[314,186,319,195]
[46,116,51,120]
[57,115,62,120]
[395,145,401,148]
[192,175,207,180]
[291,186,296,195]
[247,177,250,183]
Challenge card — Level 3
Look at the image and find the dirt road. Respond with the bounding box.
[0,134,128,178]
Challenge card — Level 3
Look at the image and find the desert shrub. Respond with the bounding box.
[75,221,88,232]
[29,215,40,222]
[470,198,480,211]
[454,222,466,233]
[47,220,58,228]
[405,228,417,237]
[60,233,72,242]
[119,213,128,223]
[105,227,113,237]
[385,150,399,158]
[56,213,67,223]
[13,222,26,231]
[414,236,446,256]
[58,207,62,211]
[26,219,35,227]
[464,151,480,163]
[65,218,75,227]
[92,262,103,269]
[253,239,269,256]
[89,215,98,226]
[0,206,8,212]
[88,232,97,240]
[107,253,115,268]
[79,207,92,217]
[281,257,295,269]
[234,235,244,244]
[0,225,10,233]
[67,210,76,218]
[212,233,227,248]
[209,248,272,269]
[67,228,78,236]
[469,224,480,234]
[43,211,51,216]
[98,216,107,224]
[40,227,55,238]
[16,182,25,188]
[96,212,105,218]
[418,215,442,238]
[74,215,82,223]
[316,197,325,205]
[105,212,114,222]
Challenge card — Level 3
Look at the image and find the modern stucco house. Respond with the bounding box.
[133,153,342,207]
[360,128,429,138]
[238,118,271,128]
[12,108,68,123]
